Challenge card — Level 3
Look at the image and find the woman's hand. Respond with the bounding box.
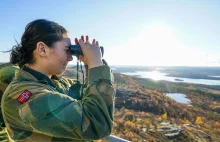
[75,35,103,69]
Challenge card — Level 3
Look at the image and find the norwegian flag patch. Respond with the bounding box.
[17,90,32,104]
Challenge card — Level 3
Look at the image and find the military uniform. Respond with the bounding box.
[0,63,19,142]
[2,64,115,142]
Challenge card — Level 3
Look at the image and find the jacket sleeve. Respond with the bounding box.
[18,65,115,140]
[85,59,108,88]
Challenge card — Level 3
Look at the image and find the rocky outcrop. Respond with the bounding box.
[157,121,184,138]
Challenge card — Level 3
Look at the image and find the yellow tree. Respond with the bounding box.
[195,116,203,124]
[162,113,167,120]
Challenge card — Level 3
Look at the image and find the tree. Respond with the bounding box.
[195,116,203,124]
[162,112,167,120]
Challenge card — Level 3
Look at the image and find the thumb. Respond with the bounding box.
[79,55,84,62]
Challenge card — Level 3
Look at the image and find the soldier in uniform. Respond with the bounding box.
[1,19,115,141]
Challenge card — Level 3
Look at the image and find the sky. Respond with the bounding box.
[0,0,220,66]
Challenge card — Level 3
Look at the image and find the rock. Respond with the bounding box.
[157,121,184,138]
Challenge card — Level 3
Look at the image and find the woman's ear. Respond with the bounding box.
[36,42,47,57]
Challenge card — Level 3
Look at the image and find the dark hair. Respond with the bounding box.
[10,19,68,68]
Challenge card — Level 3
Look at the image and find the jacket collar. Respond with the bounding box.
[15,66,57,88]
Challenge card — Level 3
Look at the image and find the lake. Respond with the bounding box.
[166,93,191,104]
[122,71,220,85]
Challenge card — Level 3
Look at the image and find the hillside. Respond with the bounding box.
[64,67,220,142]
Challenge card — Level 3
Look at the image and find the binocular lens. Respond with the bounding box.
[69,45,104,57]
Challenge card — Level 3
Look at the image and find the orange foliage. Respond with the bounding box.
[185,119,191,124]
[214,122,220,128]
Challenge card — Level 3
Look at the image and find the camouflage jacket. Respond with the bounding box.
[0,63,18,99]
[0,63,19,142]
[2,65,115,142]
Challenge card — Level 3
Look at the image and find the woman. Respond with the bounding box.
[1,19,115,141]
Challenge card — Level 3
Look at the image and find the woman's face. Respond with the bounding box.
[46,34,73,75]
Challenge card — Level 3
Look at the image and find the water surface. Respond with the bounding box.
[122,71,220,85]
[166,93,191,104]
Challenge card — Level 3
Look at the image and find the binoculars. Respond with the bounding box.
[69,45,104,57]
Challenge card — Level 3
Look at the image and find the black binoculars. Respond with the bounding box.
[69,45,104,57]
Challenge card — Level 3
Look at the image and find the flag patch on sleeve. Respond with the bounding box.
[17,90,32,104]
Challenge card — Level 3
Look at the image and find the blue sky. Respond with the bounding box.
[1,0,220,66]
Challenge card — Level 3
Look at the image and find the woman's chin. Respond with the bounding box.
[54,69,66,76]
[52,66,67,76]
[60,69,66,74]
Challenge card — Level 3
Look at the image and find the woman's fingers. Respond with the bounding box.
[74,38,79,44]
[81,35,84,42]
[86,35,89,42]
[78,36,97,45]
[77,36,98,48]
[96,41,99,46]
[79,55,84,62]
[78,39,85,49]
[92,39,96,45]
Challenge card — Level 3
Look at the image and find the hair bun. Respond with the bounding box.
[10,44,25,67]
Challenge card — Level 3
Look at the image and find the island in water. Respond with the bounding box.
[175,78,184,81]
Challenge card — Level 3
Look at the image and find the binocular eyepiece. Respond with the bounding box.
[69,45,104,57]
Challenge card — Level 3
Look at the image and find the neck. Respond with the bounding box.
[26,63,52,78]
